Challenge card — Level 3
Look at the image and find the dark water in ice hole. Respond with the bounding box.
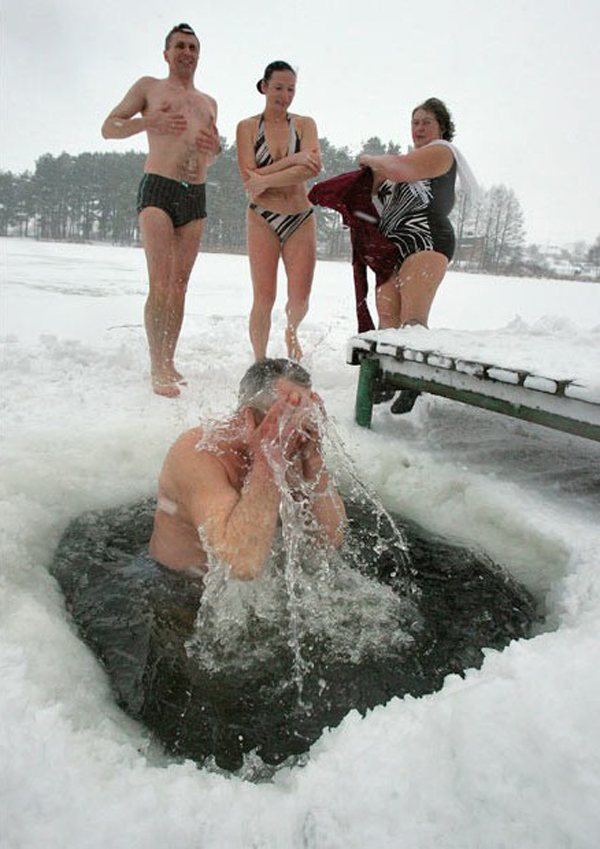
[51,492,538,774]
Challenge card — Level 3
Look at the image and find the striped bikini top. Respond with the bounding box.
[254,114,301,167]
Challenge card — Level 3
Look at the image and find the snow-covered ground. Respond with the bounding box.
[1,236,600,848]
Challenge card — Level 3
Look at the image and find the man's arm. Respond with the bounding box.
[295,429,346,549]
[185,450,281,581]
[101,76,187,140]
[283,393,346,548]
[181,399,307,580]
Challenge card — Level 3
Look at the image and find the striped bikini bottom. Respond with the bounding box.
[249,203,314,244]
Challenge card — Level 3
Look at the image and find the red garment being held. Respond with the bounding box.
[309,168,398,332]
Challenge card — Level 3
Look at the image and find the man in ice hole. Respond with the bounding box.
[149,359,346,579]
[101,23,220,397]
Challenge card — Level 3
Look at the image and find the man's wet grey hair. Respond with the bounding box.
[238,358,311,413]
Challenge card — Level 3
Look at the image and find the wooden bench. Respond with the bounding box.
[347,330,600,442]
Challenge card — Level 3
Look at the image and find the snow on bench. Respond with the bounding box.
[346,327,600,441]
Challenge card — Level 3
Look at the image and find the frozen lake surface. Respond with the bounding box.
[1,237,600,848]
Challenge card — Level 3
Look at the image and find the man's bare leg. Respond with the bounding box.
[165,218,205,380]
[247,211,281,360]
[140,208,177,394]
[139,208,204,396]
[282,215,316,361]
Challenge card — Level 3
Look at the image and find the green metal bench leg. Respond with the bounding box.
[355,358,379,427]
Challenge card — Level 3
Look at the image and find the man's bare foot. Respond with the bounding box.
[285,327,303,362]
[152,372,181,398]
[166,365,187,385]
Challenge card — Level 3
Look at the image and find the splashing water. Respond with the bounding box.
[50,410,536,771]
[186,405,419,708]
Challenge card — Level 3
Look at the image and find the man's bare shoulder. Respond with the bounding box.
[108,75,163,117]
[167,426,205,461]
[131,75,163,93]
[160,427,227,495]
[166,427,230,473]
[195,90,218,108]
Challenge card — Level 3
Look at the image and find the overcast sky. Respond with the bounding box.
[1,0,598,245]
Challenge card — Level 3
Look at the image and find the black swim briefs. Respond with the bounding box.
[137,173,207,227]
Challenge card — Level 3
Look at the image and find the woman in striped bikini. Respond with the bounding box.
[236,61,321,361]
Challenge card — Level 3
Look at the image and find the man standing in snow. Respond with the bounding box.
[102,23,220,397]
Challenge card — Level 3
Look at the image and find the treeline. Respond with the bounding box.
[452,185,526,274]
[1,137,529,273]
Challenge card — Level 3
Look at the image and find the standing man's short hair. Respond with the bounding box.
[238,359,311,412]
[165,23,198,49]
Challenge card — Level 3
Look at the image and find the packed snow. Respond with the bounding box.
[1,237,600,848]
[349,325,600,402]
[347,325,600,428]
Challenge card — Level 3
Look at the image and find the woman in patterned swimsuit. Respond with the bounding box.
[236,61,321,361]
[359,98,459,331]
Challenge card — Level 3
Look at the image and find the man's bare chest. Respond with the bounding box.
[147,84,212,125]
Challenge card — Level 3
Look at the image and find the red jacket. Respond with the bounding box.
[309,168,398,332]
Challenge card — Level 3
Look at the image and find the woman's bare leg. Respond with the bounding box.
[397,251,448,327]
[375,251,448,330]
[247,210,281,360]
[281,214,317,361]
[379,251,449,413]
[375,274,402,328]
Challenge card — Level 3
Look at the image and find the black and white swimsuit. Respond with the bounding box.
[376,157,457,264]
[254,113,300,167]
[249,114,314,244]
